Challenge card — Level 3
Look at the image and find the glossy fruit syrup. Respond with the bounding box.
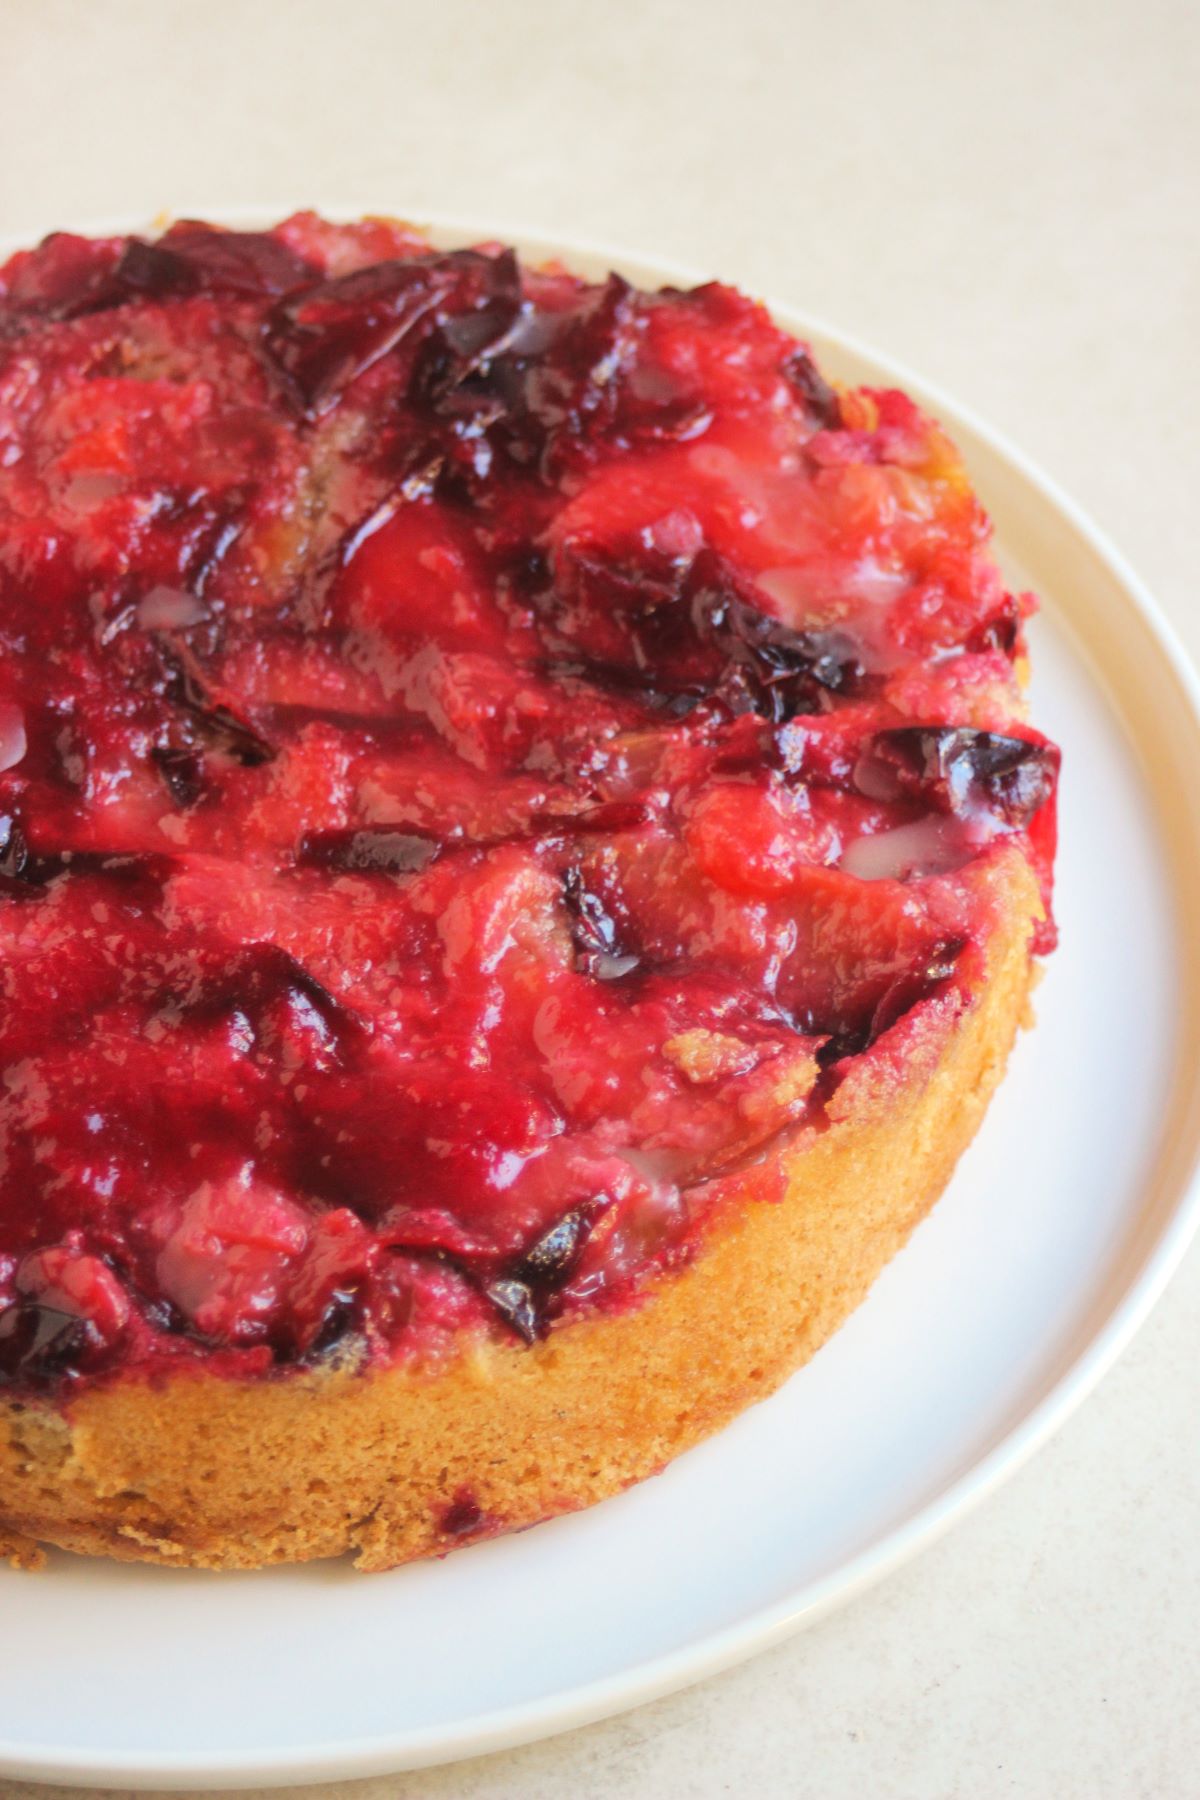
[0,216,1058,1392]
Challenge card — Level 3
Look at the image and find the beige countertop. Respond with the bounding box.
[2,1,1198,1793]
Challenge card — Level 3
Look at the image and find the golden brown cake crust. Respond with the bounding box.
[0,853,1041,1573]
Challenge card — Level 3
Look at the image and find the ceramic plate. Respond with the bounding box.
[2,219,1199,1790]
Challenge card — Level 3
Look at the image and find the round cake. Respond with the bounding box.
[0,215,1059,1570]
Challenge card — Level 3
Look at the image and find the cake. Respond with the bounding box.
[0,215,1059,1570]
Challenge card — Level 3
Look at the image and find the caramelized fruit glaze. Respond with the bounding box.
[0,215,1058,1391]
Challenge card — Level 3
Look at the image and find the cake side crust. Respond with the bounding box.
[0,853,1042,1572]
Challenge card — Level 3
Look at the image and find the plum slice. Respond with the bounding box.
[112,230,318,303]
[546,543,865,723]
[484,1205,602,1343]
[859,727,1059,828]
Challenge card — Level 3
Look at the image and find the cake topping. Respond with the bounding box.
[0,216,1058,1390]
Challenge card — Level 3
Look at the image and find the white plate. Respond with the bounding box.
[3,220,1200,1791]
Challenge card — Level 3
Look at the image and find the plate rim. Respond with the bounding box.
[3,209,1200,1789]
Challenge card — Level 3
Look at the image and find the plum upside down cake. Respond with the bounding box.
[0,215,1058,1569]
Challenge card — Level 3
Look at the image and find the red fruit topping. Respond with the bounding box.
[0,217,1058,1391]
